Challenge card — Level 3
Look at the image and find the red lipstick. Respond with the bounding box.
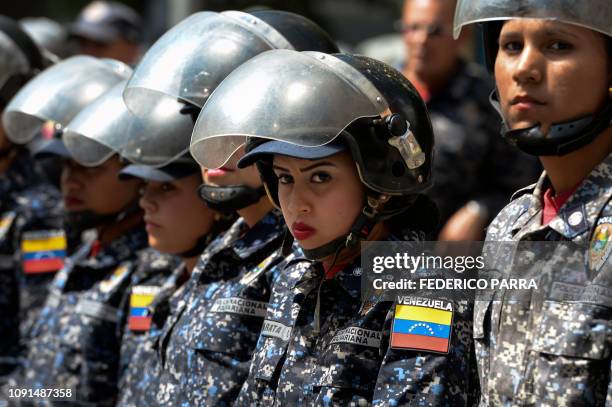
[291,221,316,241]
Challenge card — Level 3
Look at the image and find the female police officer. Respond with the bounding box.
[454,0,612,404]
[190,50,475,405]
[119,10,340,406]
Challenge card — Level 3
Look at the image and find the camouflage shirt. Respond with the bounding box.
[10,226,148,406]
[480,153,612,406]
[0,150,65,381]
[424,61,540,229]
[115,249,183,407]
[155,210,285,406]
[236,228,474,406]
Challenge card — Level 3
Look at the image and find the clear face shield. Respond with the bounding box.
[0,30,29,92]
[2,56,131,144]
[189,50,388,170]
[63,80,194,168]
[453,0,612,39]
[121,10,297,167]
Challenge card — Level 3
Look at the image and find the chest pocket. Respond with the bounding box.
[311,327,383,396]
[528,300,611,406]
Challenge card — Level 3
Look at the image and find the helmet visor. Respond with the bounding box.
[454,0,612,39]
[190,50,388,169]
[2,56,131,144]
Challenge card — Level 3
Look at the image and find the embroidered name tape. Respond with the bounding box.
[330,326,381,348]
[21,230,66,274]
[75,298,118,323]
[210,297,267,317]
[261,319,292,341]
[129,285,162,332]
[391,297,453,353]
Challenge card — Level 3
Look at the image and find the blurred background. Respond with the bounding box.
[1,0,483,67]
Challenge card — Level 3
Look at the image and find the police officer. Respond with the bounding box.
[400,0,540,241]
[454,0,612,404]
[10,79,151,406]
[0,56,129,384]
[0,16,63,382]
[121,9,339,406]
[113,108,234,406]
[191,49,474,405]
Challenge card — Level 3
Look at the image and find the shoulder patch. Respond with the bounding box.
[129,285,162,332]
[0,212,16,240]
[21,229,66,274]
[391,297,453,353]
[99,265,131,293]
[589,222,612,272]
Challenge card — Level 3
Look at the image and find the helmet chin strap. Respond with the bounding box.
[198,184,266,213]
[490,89,612,156]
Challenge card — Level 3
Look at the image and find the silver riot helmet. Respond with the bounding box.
[122,9,338,168]
[453,0,612,156]
[0,16,47,108]
[122,10,338,211]
[20,17,70,61]
[63,81,193,168]
[2,55,131,145]
[191,50,436,259]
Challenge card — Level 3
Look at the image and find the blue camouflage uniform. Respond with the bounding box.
[155,210,285,406]
[0,149,65,382]
[479,153,612,405]
[8,226,147,406]
[115,249,183,407]
[236,228,475,406]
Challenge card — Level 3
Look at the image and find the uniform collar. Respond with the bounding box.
[513,153,612,242]
[229,210,285,260]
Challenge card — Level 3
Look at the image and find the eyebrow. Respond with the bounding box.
[273,161,336,172]
[500,28,580,40]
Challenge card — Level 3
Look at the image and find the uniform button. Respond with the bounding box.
[568,211,583,226]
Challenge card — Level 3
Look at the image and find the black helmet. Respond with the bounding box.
[453,0,612,156]
[191,50,435,258]
[0,15,46,108]
[122,10,339,211]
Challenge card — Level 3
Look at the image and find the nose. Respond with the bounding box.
[513,44,543,84]
[60,162,84,191]
[139,186,157,213]
[285,185,312,217]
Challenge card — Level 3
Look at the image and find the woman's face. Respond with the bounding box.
[202,145,262,188]
[140,174,217,255]
[61,155,141,214]
[273,152,365,251]
[495,19,610,134]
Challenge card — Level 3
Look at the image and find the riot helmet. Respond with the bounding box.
[0,16,47,109]
[3,55,131,145]
[191,50,435,259]
[122,9,339,211]
[453,0,612,156]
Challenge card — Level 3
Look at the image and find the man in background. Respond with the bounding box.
[400,0,540,240]
[69,0,142,64]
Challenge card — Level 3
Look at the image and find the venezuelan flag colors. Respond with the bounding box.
[391,300,453,353]
[128,286,161,332]
[21,230,66,274]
